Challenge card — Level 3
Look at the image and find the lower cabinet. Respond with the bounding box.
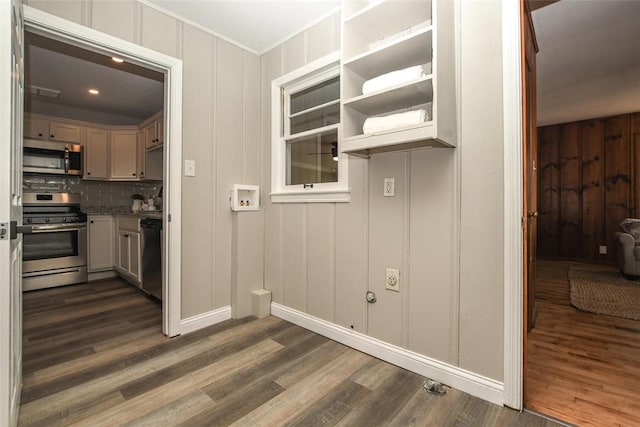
[115,218,142,285]
[87,215,114,272]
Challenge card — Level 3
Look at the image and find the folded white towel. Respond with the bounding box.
[362,65,427,95]
[363,109,429,134]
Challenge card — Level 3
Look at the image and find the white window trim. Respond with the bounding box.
[271,51,349,203]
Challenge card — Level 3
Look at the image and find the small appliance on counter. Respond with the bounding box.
[22,192,88,291]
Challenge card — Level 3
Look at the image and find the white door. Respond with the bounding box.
[0,0,24,425]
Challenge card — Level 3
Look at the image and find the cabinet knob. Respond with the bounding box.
[90,220,94,224]
[132,173,136,176]
[38,133,43,137]
[87,172,91,175]
[50,134,54,138]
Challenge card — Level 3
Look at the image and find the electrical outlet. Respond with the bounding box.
[385,268,400,292]
[599,245,607,255]
[384,178,395,197]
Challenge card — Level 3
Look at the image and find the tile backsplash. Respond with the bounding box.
[23,174,160,211]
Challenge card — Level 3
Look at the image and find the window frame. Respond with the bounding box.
[271,51,349,203]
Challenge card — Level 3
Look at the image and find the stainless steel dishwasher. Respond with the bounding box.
[140,218,162,301]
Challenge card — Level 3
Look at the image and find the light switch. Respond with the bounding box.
[184,160,196,177]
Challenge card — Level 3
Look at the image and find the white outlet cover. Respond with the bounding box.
[385,268,400,292]
[384,178,395,197]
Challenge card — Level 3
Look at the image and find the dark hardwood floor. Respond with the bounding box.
[20,278,559,426]
[526,260,640,426]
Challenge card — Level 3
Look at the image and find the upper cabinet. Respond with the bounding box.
[141,111,163,151]
[84,127,109,180]
[24,115,81,143]
[109,130,139,180]
[341,0,457,157]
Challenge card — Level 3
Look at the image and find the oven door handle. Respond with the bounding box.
[30,223,87,233]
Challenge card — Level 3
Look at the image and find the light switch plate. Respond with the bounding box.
[184,160,196,177]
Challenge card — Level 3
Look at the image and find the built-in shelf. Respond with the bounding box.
[343,75,433,116]
[343,27,433,79]
[343,0,432,48]
[340,0,457,155]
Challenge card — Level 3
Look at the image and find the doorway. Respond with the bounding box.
[523,1,640,425]
[22,7,183,336]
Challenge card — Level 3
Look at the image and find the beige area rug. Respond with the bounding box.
[568,267,640,320]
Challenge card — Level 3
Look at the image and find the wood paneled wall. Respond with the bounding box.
[538,112,640,262]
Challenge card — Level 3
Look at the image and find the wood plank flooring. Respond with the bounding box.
[20,278,560,426]
[526,260,640,426]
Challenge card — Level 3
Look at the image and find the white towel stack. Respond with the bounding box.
[362,109,429,134]
[362,64,429,95]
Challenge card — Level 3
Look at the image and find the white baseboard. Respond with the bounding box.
[271,303,504,406]
[180,306,231,335]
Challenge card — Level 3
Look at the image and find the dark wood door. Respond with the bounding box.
[523,1,539,333]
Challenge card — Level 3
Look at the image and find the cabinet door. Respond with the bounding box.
[88,216,114,272]
[129,232,141,282]
[24,116,49,139]
[117,230,130,273]
[85,128,109,179]
[156,116,164,145]
[49,121,81,143]
[110,131,138,179]
[145,147,163,181]
[137,132,146,180]
[143,121,157,150]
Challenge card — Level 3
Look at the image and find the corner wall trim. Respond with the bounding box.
[271,303,504,406]
[179,306,231,335]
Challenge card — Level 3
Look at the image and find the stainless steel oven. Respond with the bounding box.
[22,193,88,291]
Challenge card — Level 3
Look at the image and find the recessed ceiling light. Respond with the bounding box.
[88,89,100,95]
[112,57,124,63]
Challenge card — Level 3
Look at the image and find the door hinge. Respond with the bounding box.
[0,222,7,240]
[521,217,525,228]
[168,213,172,222]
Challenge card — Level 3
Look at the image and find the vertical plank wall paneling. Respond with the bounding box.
[580,119,604,260]
[181,24,215,314]
[603,115,630,261]
[538,112,640,263]
[25,0,261,318]
[538,125,560,257]
[456,0,504,378]
[260,10,495,375]
[558,123,580,258]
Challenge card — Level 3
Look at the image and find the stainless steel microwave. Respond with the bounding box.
[23,139,83,176]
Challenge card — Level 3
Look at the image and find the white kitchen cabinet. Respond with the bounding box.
[115,217,142,285]
[341,0,457,156]
[88,215,114,272]
[23,115,82,143]
[23,116,49,139]
[142,112,163,150]
[84,127,109,180]
[109,130,138,180]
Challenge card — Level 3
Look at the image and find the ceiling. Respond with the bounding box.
[532,0,640,125]
[25,33,165,125]
[144,0,340,54]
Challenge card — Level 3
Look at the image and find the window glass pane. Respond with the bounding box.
[290,102,340,135]
[286,129,338,185]
[290,76,339,115]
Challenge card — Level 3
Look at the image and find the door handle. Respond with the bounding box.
[7,221,33,240]
[527,211,538,218]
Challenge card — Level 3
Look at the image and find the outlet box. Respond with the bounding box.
[231,184,260,211]
[599,245,607,255]
[385,268,400,292]
[384,178,395,197]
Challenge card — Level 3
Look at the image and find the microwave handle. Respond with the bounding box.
[64,146,70,173]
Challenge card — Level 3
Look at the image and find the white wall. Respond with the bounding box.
[24,0,262,319]
[262,1,505,381]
